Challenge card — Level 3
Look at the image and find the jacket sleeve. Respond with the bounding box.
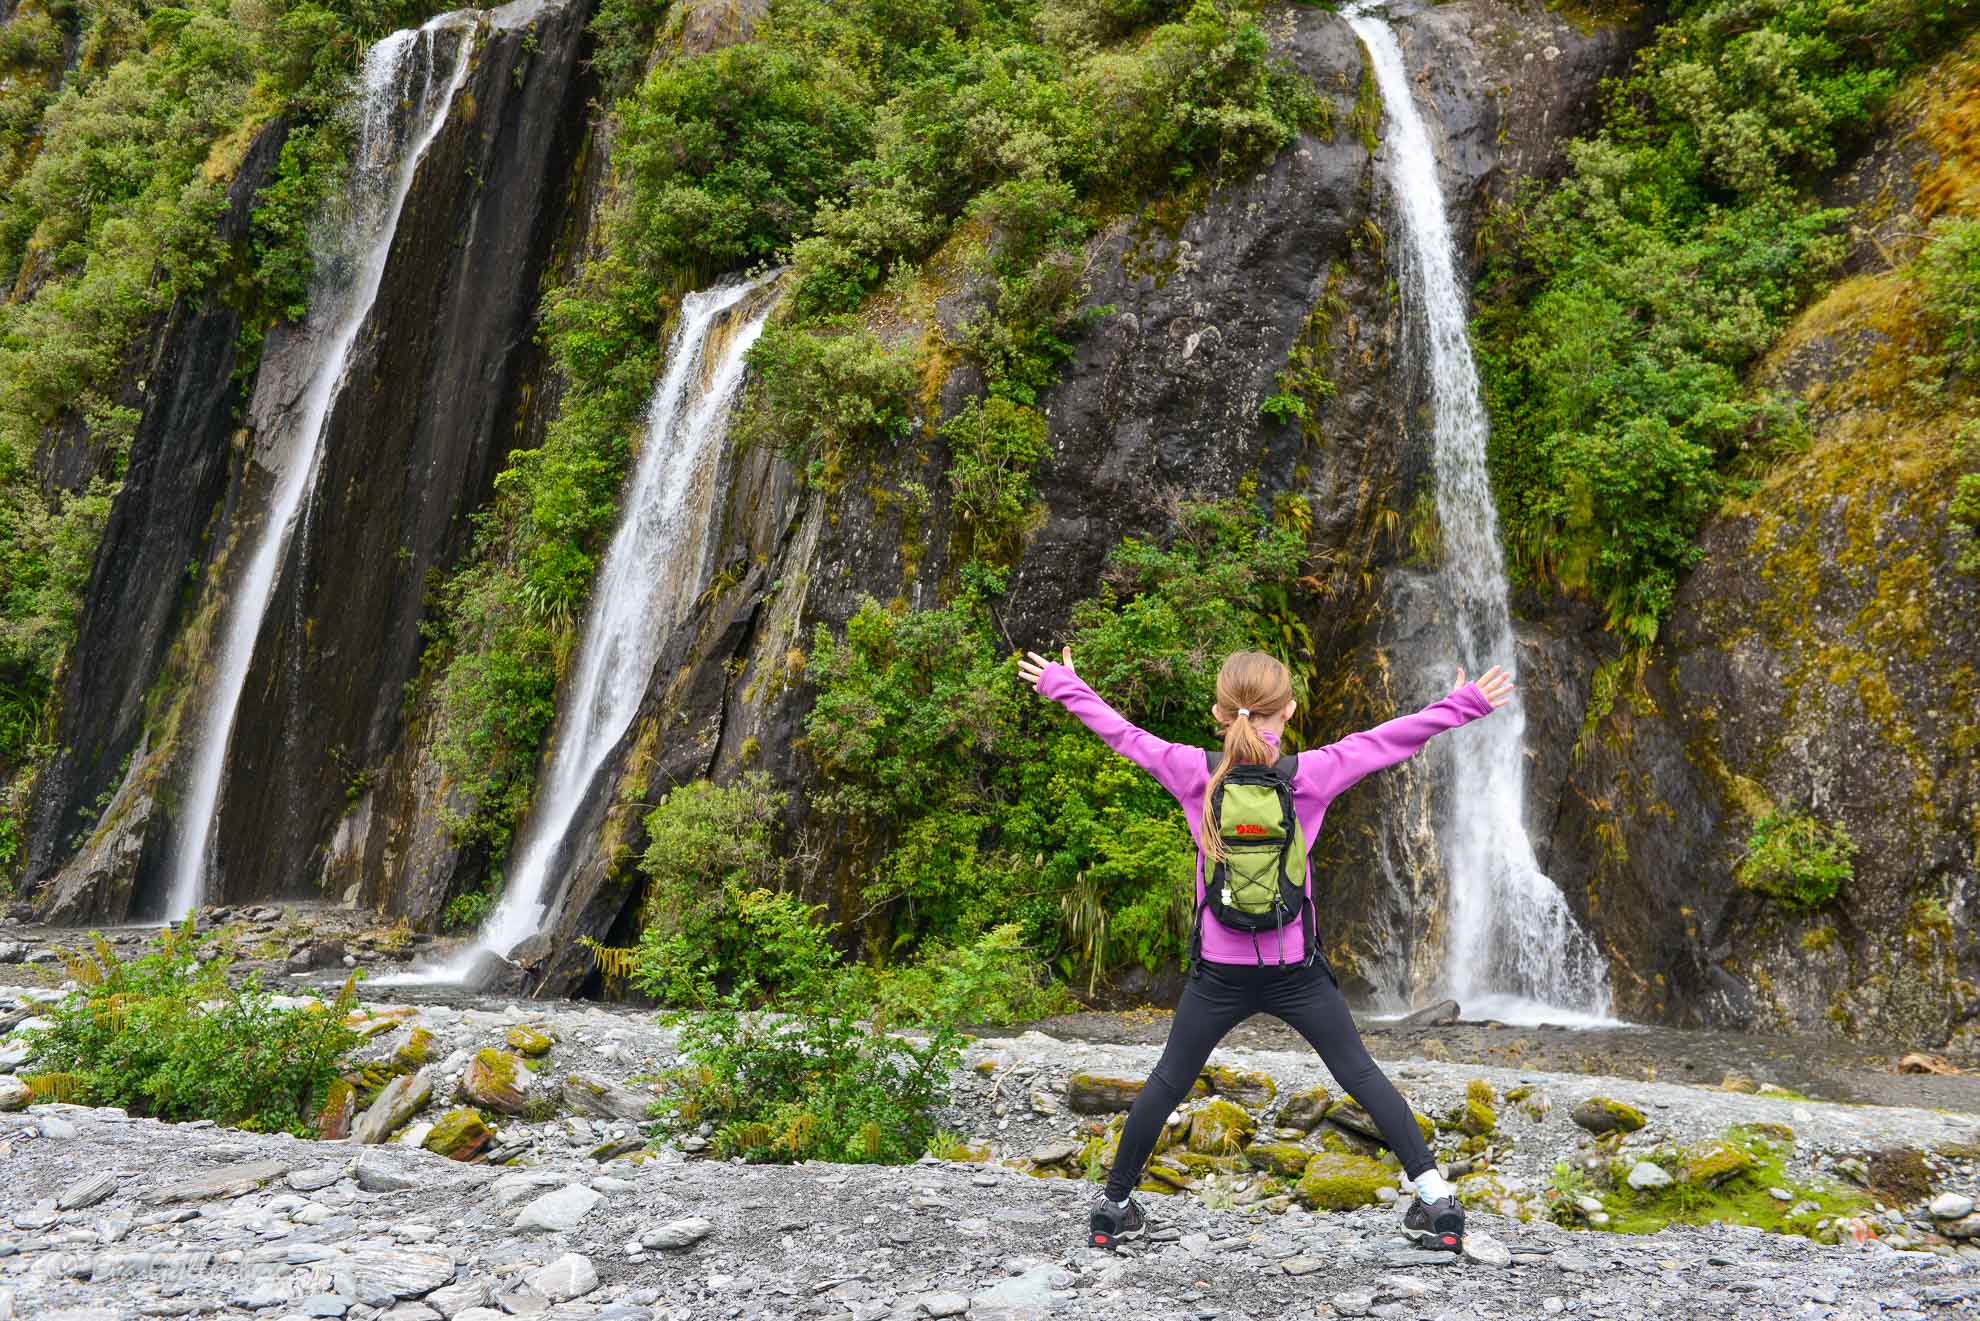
[1301,683,1493,802]
[1036,664,1205,803]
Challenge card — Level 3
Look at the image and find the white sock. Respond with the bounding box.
[1413,1169,1456,1202]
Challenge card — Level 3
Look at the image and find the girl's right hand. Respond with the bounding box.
[1017,647,1075,692]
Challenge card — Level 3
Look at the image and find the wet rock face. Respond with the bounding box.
[21,119,290,923]
[26,0,599,922]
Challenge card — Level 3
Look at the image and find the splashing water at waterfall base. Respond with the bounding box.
[1343,4,1612,1024]
[385,275,779,985]
[162,17,477,922]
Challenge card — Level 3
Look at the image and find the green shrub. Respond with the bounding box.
[627,774,846,1005]
[1736,811,1855,912]
[865,922,1074,1027]
[659,984,963,1164]
[733,322,920,474]
[26,924,358,1134]
[443,887,493,932]
[1917,217,1980,376]
[1953,420,1980,573]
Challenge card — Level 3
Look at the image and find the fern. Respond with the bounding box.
[580,937,637,993]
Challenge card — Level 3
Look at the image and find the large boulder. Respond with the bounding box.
[561,1072,652,1122]
[353,1070,433,1144]
[423,1107,494,1161]
[1571,1096,1646,1135]
[1202,1065,1277,1112]
[1244,1140,1313,1178]
[1295,1153,1390,1211]
[1186,1100,1256,1156]
[1067,1074,1145,1115]
[1276,1085,1332,1133]
[462,1050,534,1116]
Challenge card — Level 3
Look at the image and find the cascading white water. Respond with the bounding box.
[1343,4,1612,1023]
[163,15,478,921]
[426,275,778,976]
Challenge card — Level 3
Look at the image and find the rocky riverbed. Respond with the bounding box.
[9,965,1980,1321]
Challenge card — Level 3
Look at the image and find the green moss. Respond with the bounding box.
[1597,1128,1870,1240]
[1187,1099,1256,1156]
[423,1106,493,1161]
[1244,1140,1313,1178]
[505,1024,553,1057]
[1202,1064,1277,1111]
[392,1027,435,1070]
[1295,1152,1390,1211]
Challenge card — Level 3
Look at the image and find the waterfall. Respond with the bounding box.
[1342,5,1611,1022]
[162,15,478,921]
[424,274,779,978]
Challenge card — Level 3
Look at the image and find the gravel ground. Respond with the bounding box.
[8,983,1980,1320]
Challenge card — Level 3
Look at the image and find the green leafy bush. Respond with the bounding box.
[659,986,963,1164]
[1953,420,1980,573]
[26,924,358,1133]
[1736,811,1855,912]
[733,322,920,474]
[864,922,1074,1027]
[1916,216,1980,376]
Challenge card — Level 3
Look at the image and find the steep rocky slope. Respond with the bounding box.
[1548,37,1980,1046]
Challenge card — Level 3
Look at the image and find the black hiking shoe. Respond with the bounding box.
[1088,1194,1146,1251]
[1404,1193,1464,1252]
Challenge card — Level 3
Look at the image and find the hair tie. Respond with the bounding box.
[1237,708,1251,718]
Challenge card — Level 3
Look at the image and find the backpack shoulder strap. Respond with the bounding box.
[1273,754,1298,784]
[1206,748,1219,776]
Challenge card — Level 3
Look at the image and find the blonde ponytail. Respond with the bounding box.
[1200,652,1295,862]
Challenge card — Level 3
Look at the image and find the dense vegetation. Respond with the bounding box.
[1476,0,1979,645]
[24,923,359,1132]
[0,0,449,874]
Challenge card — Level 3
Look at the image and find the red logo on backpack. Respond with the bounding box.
[1232,823,1268,836]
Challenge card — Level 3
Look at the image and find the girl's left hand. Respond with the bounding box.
[1017,647,1075,693]
[1454,664,1515,710]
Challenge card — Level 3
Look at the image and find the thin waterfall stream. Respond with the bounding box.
[162,15,478,921]
[399,274,779,983]
[1343,4,1612,1022]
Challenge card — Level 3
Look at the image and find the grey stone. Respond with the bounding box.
[523,1253,597,1303]
[1333,1293,1375,1319]
[639,1216,713,1250]
[559,1073,652,1122]
[1931,1193,1975,1219]
[1460,1231,1511,1267]
[56,1172,118,1211]
[1627,1162,1672,1190]
[300,1297,351,1318]
[490,1171,567,1208]
[330,1247,458,1300]
[143,1160,290,1203]
[288,1166,344,1193]
[38,1115,79,1139]
[354,1149,420,1193]
[1028,1139,1081,1166]
[0,1076,28,1111]
[971,1265,1069,1310]
[513,1184,602,1233]
[90,1250,215,1279]
[1282,1255,1324,1275]
[426,1278,494,1317]
[916,1293,969,1318]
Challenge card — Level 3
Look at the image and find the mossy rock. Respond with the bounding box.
[506,1024,554,1057]
[1745,1122,1796,1144]
[1140,1159,1192,1194]
[1571,1096,1646,1135]
[423,1107,493,1161]
[1187,1099,1256,1155]
[1277,1084,1332,1132]
[1067,1074,1145,1114]
[461,1048,534,1116]
[1323,1096,1435,1149]
[1295,1152,1390,1211]
[1171,1151,1248,1176]
[1502,1084,1535,1104]
[1681,1141,1754,1188]
[315,1077,356,1140]
[1245,1140,1313,1178]
[1457,1097,1496,1137]
[1316,1127,1371,1157]
[391,1027,435,1071]
[1202,1064,1277,1111]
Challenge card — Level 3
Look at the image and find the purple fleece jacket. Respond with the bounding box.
[1036,664,1494,964]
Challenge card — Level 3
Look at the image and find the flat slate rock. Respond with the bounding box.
[142,1161,289,1204]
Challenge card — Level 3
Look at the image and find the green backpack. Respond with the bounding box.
[1198,752,1313,959]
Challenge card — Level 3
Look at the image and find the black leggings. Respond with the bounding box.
[1103,959,1433,1201]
